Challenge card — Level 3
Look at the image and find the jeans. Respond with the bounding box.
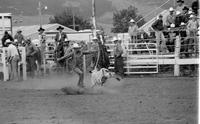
[155,31,167,53]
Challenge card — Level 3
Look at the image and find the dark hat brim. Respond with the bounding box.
[38,28,45,31]
[56,26,64,30]
[177,0,184,3]
[182,7,189,10]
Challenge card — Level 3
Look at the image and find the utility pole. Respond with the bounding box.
[92,0,97,37]
[38,1,42,28]
[38,1,47,28]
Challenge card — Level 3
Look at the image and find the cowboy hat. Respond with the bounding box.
[129,19,135,23]
[5,39,12,44]
[189,14,196,18]
[38,27,45,32]
[182,6,189,11]
[177,0,184,3]
[92,36,98,40]
[14,39,18,43]
[112,37,118,42]
[73,43,81,48]
[170,23,175,28]
[180,22,186,26]
[176,11,181,15]
[56,26,64,30]
[188,10,193,14]
[169,7,174,11]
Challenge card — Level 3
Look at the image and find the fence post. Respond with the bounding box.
[174,36,181,76]
[21,47,27,80]
[2,48,8,81]
[83,54,87,75]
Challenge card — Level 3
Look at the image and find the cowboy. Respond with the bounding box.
[152,14,167,54]
[175,11,183,27]
[14,29,24,46]
[166,7,176,28]
[72,43,84,88]
[6,39,21,81]
[128,19,138,43]
[36,27,46,75]
[113,37,124,79]
[57,40,74,73]
[55,26,68,45]
[191,0,199,15]
[181,6,190,23]
[25,38,38,78]
[176,0,187,13]
[187,15,199,54]
[1,31,14,47]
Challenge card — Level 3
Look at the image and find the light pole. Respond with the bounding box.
[38,1,47,28]
[92,0,97,37]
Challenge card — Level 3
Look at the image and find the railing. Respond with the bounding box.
[105,33,199,76]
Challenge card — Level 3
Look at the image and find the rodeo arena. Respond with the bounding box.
[0,0,199,124]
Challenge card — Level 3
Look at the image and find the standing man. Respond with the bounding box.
[37,27,46,75]
[14,29,24,46]
[176,0,186,13]
[1,31,14,47]
[25,38,38,78]
[113,37,124,79]
[152,14,167,54]
[166,7,176,28]
[6,39,20,81]
[55,26,68,45]
[128,19,138,43]
[191,0,199,15]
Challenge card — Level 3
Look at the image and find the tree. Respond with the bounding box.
[49,8,92,31]
[111,6,146,33]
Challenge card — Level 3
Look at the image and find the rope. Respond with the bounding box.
[136,0,171,24]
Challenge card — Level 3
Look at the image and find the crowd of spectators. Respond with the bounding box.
[128,0,199,56]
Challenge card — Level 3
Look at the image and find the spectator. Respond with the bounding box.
[179,22,188,57]
[72,43,85,88]
[191,0,199,15]
[166,7,176,28]
[55,26,68,45]
[36,27,46,76]
[6,39,21,81]
[113,37,124,79]
[57,40,74,73]
[25,38,38,78]
[14,29,24,46]
[148,27,156,39]
[166,24,176,52]
[1,31,14,47]
[187,15,199,54]
[176,0,187,13]
[152,14,167,54]
[181,6,190,23]
[55,41,65,70]
[175,11,182,27]
[128,19,138,43]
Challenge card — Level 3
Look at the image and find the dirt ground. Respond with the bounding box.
[0,73,198,124]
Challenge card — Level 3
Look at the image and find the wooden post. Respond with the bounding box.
[83,54,87,75]
[21,47,27,80]
[174,36,181,76]
[2,48,8,81]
